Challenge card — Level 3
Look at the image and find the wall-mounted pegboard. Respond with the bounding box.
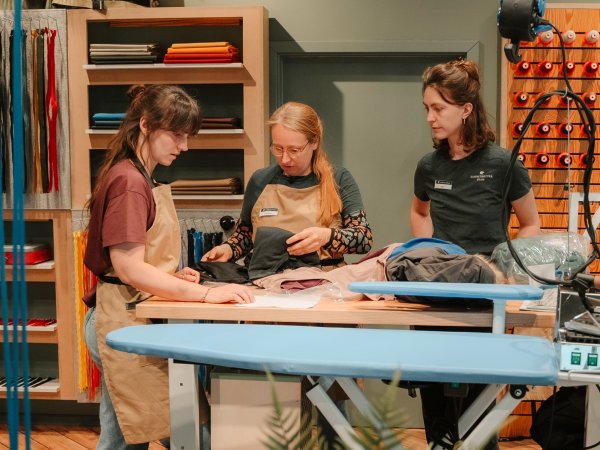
[500,4,600,271]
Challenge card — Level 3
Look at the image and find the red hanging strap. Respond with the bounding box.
[45,28,59,193]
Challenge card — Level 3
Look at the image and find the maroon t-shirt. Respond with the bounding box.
[84,159,156,276]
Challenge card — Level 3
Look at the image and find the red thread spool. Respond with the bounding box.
[560,60,576,75]
[581,124,592,137]
[558,122,574,137]
[534,152,550,167]
[583,92,597,106]
[537,61,553,75]
[512,122,524,137]
[557,153,572,168]
[583,61,599,76]
[585,30,600,45]
[516,60,531,75]
[535,122,552,137]
[559,95,572,106]
[562,30,577,45]
[538,30,554,45]
[517,153,526,164]
[513,91,529,106]
[579,153,594,167]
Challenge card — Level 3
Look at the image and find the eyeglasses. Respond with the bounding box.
[269,141,310,158]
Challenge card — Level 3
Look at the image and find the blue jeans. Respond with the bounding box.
[84,307,149,450]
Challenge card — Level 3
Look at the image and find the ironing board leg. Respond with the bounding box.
[168,358,200,450]
[305,377,362,450]
[458,383,504,437]
[334,377,388,434]
[459,385,526,450]
[168,319,200,450]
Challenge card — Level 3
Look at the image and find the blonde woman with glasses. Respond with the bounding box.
[203,101,373,268]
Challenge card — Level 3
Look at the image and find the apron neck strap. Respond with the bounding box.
[130,156,157,188]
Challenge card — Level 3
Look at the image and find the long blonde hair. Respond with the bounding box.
[268,102,342,226]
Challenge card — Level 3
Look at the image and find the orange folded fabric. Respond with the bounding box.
[164,53,235,60]
[167,46,237,54]
[171,42,231,48]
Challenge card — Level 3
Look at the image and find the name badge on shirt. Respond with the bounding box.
[259,207,279,217]
[434,180,452,190]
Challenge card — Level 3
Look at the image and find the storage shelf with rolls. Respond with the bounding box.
[67,6,269,210]
[1,209,76,400]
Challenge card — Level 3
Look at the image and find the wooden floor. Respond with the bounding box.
[0,424,541,449]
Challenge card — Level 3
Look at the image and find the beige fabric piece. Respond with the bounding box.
[254,243,401,300]
[95,183,179,444]
[251,183,342,261]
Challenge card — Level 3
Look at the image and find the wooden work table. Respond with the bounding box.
[136,296,555,329]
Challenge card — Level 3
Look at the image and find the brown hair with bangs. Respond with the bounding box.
[422,59,496,153]
[86,84,202,214]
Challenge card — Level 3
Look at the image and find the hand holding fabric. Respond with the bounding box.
[286,226,331,256]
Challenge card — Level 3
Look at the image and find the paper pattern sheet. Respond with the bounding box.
[236,293,321,309]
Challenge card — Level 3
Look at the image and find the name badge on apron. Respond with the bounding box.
[259,207,279,217]
[434,180,452,190]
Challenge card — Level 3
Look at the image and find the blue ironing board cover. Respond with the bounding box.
[107,324,558,386]
[348,282,544,301]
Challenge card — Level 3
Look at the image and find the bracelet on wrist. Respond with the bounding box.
[201,287,211,302]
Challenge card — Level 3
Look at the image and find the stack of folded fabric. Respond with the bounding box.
[201,117,241,129]
[91,113,126,130]
[163,41,239,64]
[89,43,160,64]
[169,178,243,195]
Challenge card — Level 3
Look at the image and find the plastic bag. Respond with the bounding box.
[490,232,590,284]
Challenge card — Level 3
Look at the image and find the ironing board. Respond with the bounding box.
[107,282,557,450]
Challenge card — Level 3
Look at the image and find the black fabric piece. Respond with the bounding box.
[247,226,321,280]
[386,247,495,307]
[530,386,586,450]
[187,228,195,267]
[19,30,33,193]
[194,261,249,284]
[320,257,344,267]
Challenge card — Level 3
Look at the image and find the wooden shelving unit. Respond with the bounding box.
[1,209,76,400]
[67,6,269,210]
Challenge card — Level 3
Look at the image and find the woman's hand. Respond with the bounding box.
[204,284,254,304]
[286,227,331,256]
[175,267,200,284]
[201,243,233,262]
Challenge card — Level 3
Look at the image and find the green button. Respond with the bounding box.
[571,352,582,365]
[588,353,598,367]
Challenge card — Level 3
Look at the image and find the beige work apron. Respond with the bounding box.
[250,183,343,263]
[95,183,180,444]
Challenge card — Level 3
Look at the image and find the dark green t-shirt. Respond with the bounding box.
[240,164,364,225]
[414,142,532,255]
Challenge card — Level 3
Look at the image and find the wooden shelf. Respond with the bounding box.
[0,327,58,344]
[2,209,76,400]
[0,379,61,395]
[68,6,269,210]
[6,264,56,282]
[86,128,244,135]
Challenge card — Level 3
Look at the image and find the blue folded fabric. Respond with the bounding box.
[388,237,466,260]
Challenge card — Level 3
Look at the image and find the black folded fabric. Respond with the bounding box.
[194,261,249,284]
[248,226,320,281]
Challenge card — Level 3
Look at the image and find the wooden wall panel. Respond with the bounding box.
[502,5,600,273]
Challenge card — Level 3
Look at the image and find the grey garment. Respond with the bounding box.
[386,247,496,306]
[248,226,320,280]
[84,308,149,450]
[414,142,532,255]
